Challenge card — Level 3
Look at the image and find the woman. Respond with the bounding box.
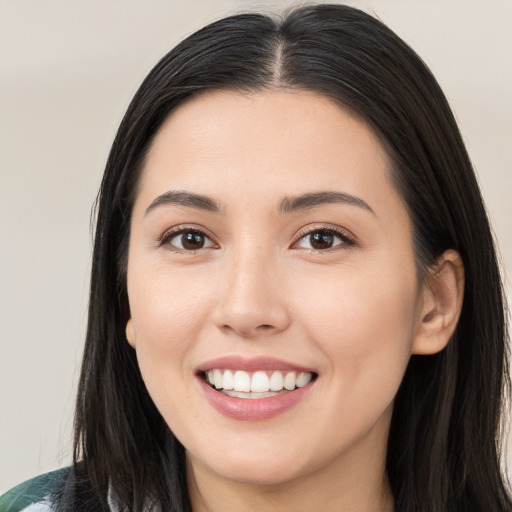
[1,3,510,511]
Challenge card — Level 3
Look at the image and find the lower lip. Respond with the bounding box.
[198,377,314,421]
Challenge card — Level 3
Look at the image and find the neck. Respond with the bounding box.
[186,421,394,512]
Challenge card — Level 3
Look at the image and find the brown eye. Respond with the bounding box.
[309,231,336,250]
[163,229,215,252]
[181,232,205,250]
[294,228,353,251]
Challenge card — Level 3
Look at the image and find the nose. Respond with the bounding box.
[212,248,291,339]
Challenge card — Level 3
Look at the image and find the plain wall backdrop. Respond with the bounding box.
[1,0,511,491]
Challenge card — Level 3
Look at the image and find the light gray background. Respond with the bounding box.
[1,0,511,491]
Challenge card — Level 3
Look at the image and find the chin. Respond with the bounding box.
[207,458,305,486]
[187,441,314,487]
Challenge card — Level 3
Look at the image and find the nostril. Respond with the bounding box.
[257,324,275,331]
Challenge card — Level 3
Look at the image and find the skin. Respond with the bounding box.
[125,90,464,511]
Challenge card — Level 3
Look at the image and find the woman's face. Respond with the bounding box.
[126,90,427,486]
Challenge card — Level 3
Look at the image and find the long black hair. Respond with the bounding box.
[61,4,511,511]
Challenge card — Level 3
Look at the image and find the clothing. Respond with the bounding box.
[0,468,69,512]
[0,468,119,512]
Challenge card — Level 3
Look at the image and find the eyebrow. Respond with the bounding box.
[145,191,221,215]
[278,191,374,215]
[145,190,374,216]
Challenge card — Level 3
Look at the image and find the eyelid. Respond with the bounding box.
[159,225,218,253]
[291,224,356,251]
[158,223,356,254]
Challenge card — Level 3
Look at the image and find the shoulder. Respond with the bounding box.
[0,468,71,512]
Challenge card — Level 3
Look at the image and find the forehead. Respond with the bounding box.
[136,89,402,220]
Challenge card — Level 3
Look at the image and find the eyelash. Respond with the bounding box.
[293,225,356,252]
[159,226,216,254]
[159,225,356,254]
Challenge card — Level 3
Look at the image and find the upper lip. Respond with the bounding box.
[196,355,316,374]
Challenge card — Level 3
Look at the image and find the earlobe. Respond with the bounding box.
[126,318,136,347]
[412,249,465,355]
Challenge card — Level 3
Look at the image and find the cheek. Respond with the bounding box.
[126,266,214,413]
[129,263,211,344]
[294,261,419,394]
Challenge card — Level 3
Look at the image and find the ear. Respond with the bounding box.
[125,318,136,348]
[412,249,465,355]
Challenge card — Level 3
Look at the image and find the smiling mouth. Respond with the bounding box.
[202,369,317,399]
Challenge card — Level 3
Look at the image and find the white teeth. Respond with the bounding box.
[283,371,296,390]
[214,369,223,389]
[204,369,314,394]
[222,369,234,390]
[223,390,283,399]
[233,370,251,392]
[269,371,284,391]
[296,372,312,388]
[251,371,270,392]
